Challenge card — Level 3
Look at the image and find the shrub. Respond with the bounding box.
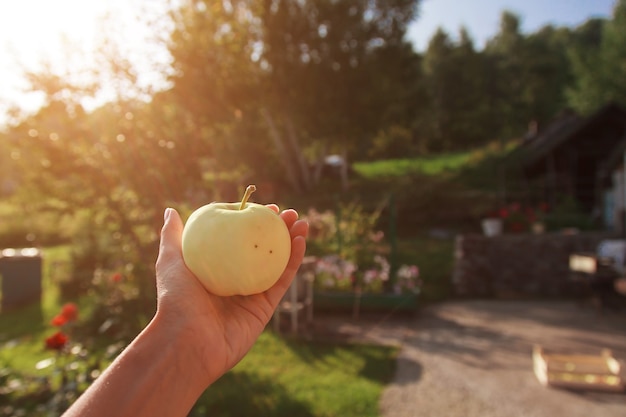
[302,205,420,294]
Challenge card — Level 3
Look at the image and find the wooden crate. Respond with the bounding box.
[533,345,624,392]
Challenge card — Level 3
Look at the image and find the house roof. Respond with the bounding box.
[521,102,626,172]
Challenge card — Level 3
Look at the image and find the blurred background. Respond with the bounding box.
[1,1,625,415]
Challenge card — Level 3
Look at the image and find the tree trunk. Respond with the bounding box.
[285,115,311,190]
[261,108,302,193]
[339,148,350,191]
[313,143,327,185]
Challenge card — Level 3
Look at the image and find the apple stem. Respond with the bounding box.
[239,185,257,210]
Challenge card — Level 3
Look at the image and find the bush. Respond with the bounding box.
[544,196,595,231]
[302,204,420,295]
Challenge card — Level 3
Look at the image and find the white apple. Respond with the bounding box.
[181,185,291,296]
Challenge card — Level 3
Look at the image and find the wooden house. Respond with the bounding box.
[521,103,626,230]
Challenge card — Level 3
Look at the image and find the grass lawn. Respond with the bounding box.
[353,150,475,178]
[352,141,518,180]
[1,246,398,417]
[2,309,397,417]
[192,333,398,417]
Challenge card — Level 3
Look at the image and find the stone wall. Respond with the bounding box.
[453,232,618,298]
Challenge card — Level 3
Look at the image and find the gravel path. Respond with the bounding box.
[314,300,626,417]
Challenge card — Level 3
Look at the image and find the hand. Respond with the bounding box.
[154,206,308,383]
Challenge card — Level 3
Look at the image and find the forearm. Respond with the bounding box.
[63,314,215,417]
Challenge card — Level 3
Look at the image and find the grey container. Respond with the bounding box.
[0,248,42,312]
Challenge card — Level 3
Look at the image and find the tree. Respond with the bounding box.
[449,28,491,147]
[484,11,529,139]
[164,0,421,192]
[421,28,456,151]
[567,0,626,113]
[566,18,607,113]
[601,0,626,107]
[366,41,426,158]
[522,25,574,126]
[418,27,491,151]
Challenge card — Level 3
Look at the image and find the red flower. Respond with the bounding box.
[60,303,78,322]
[45,331,68,351]
[111,272,123,283]
[498,208,509,218]
[51,314,68,327]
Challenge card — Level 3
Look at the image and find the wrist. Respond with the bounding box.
[149,309,222,386]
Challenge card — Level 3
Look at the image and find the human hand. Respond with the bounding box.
[154,206,308,383]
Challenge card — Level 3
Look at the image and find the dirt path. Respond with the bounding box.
[311,300,626,416]
[379,300,626,417]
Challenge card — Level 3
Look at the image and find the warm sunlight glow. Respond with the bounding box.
[0,1,107,98]
[0,0,103,62]
[0,0,163,121]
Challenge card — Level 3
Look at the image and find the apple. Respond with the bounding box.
[181,185,291,296]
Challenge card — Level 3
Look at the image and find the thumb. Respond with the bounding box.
[156,208,185,271]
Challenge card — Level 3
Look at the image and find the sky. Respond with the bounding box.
[0,0,159,122]
[408,0,616,51]
[0,0,618,124]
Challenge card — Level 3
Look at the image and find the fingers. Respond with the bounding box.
[289,219,309,240]
[268,205,299,230]
[286,236,307,274]
[265,235,307,306]
[156,208,185,271]
[279,209,299,230]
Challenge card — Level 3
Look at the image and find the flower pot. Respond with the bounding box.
[481,218,503,236]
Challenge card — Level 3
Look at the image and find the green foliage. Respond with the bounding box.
[163,0,422,192]
[0,332,118,416]
[0,244,154,416]
[419,27,493,151]
[1,298,396,417]
[522,26,574,124]
[368,125,415,160]
[0,201,70,248]
[396,236,454,302]
[302,199,422,295]
[302,203,389,292]
[353,141,519,223]
[543,196,595,232]
[567,1,626,113]
[303,202,387,259]
[354,150,475,178]
[600,0,626,107]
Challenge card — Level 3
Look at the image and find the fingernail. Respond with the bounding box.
[164,208,172,222]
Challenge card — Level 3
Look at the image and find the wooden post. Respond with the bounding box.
[388,193,398,292]
[622,150,626,237]
[335,194,343,257]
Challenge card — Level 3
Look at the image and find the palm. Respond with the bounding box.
[155,207,307,376]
